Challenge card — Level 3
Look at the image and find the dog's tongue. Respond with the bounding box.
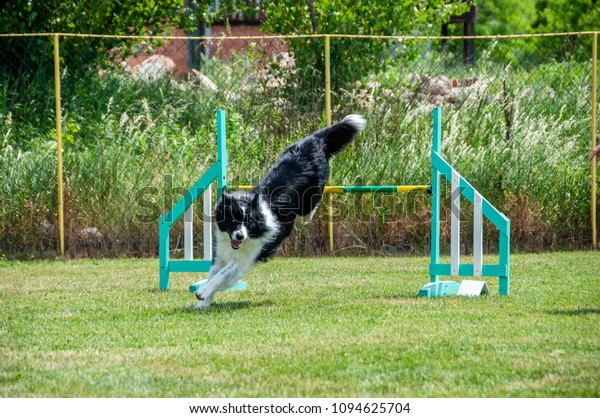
[230,239,241,249]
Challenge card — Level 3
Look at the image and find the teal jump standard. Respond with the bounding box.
[158,108,511,298]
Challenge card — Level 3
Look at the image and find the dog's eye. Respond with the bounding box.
[231,209,242,221]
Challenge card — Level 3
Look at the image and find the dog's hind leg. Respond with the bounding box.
[300,206,319,225]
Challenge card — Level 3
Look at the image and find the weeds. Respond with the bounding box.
[0,36,595,257]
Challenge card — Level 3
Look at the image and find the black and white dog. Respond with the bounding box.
[194,115,366,309]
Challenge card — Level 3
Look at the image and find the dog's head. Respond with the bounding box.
[215,190,267,250]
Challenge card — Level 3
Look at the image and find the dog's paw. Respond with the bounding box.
[195,289,214,306]
[195,288,210,301]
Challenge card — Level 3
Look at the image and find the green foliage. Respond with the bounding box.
[476,0,538,35]
[260,1,472,35]
[0,1,245,79]
[531,0,600,59]
[254,1,473,92]
[0,31,596,257]
[449,0,598,61]
[464,0,599,36]
[0,1,190,35]
[533,0,600,33]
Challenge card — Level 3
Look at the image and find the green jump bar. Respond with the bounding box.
[230,185,430,193]
[325,185,430,194]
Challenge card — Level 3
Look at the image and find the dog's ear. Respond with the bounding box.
[220,188,234,203]
[216,190,232,212]
[250,193,260,208]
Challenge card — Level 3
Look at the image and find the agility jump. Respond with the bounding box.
[158,108,510,296]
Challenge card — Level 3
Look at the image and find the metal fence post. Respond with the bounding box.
[325,35,334,252]
[53,34,65,257]
[591,32,598,249]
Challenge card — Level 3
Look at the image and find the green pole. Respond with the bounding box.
[430,107,442,283]
[499,226,510,295]
[158,221,170,290]
[216,109,228,198]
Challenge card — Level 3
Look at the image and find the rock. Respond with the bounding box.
[42,219,55,236]
[422,75,452,96]
[134,55,175,81]
[190,69,218,92]
[80,227,104,241]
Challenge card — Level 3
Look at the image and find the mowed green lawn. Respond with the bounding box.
[1,253,598,397]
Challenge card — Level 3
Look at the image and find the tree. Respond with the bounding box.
[529,0,599,61]
[0,0,192,35]
[0,0,248,78]
[259,1,473,37]
[244,1,474,97]
[533,0,600,33]
[454,0,599,36]
[476,0,538,35]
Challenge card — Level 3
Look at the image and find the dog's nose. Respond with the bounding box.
[233,231,245,241]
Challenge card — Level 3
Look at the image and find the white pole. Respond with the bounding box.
[184,205,194,260]
[451,169,461,276]
[203,184,213,260]
[473,191,483,276]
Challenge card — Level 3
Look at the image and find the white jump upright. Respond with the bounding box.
[202,184,213,261]
[184,205,193,261]
[183,184,213,262]
[449,174,485,278]
[450,168,461,276]
[473,191,483,277]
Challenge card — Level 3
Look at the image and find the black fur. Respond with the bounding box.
[215,115,366,262]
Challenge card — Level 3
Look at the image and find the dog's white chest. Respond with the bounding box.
[214,230,265,273]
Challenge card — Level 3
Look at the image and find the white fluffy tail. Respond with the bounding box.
[319,114,367,159]
[341,114,367,133]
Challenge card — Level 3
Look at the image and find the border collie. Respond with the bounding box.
[194,115,366,309]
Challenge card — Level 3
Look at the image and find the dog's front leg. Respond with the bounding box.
[193,263,221,308]
[194,261,239,309]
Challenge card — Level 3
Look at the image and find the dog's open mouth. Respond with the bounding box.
[230,239,241,250]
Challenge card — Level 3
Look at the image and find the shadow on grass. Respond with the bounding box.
[371,291,423,300]
[147,288,189,294]
[546,308,600,316]
[173,299,275,314]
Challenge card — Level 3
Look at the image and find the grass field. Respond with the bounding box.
[1,253,599,397]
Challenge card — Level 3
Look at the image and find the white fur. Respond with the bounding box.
[233,225,248,240]
[194,195,279,309]
[342,114,367,132]
[259,198,280,233]
[300,206,319,225]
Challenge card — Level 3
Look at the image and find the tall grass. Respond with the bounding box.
[0,36,595,258]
